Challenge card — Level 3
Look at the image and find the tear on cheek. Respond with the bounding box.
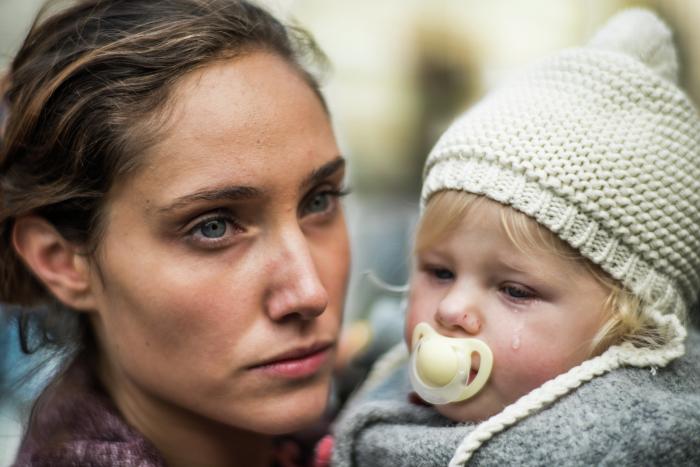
[511,334,521,350]
[510,323,525,351]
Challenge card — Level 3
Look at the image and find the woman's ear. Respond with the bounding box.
[12,216,97,312]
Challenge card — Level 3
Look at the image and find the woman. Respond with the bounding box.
[0,1,350,465]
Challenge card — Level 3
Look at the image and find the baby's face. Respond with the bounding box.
[405,201,610,422]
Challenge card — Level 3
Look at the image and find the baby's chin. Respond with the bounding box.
[433,394,504,423]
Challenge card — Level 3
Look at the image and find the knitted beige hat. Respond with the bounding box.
[423,8,700,324]
[417,8,700,465]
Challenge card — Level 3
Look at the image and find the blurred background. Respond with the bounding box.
[2,0,700,464]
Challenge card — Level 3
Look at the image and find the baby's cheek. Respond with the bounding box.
[403,314,416,347]
[491,344,569,400]
[404,302,431,347]
[517,361,565,390]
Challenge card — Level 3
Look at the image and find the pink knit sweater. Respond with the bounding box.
[13,355,166,467]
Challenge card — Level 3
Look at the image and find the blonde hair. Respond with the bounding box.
[416,190,668,355]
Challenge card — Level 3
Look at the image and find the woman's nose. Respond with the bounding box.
[264,227,329,322]
[435,286,482,335]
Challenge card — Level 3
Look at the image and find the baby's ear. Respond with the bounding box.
[12,216,97,312]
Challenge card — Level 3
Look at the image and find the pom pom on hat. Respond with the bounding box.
[588,8,678,83]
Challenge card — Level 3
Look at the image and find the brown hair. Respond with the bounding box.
[0,0,328,353]
[416,190,667,355]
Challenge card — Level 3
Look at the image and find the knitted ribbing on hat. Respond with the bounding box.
[422,8,700,323]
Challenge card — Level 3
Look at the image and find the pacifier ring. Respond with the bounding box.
[409,322,493,405]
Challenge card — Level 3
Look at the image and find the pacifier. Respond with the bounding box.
[409,322,493,405]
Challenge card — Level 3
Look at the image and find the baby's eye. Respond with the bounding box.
[430,267,454,281]
[501,284,536,300]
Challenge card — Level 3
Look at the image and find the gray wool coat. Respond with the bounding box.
[332,329,700,467]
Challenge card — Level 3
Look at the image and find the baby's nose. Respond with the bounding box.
[436,289,482,335]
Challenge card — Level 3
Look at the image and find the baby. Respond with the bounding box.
[330,8,700,467]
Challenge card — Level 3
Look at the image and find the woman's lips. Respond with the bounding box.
[249,342,333,378]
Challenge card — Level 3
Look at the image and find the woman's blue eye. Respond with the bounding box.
[306,192,331,214]
[199,219,227,238]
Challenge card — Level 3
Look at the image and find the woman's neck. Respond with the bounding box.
[98,361,274,467]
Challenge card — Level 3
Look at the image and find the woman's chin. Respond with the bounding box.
[239,379,332,435]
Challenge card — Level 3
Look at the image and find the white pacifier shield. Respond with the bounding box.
[409,322,493,405]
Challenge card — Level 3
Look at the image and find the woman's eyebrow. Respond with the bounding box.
[301,156,345,190]
[156,186,264,214]
[155,157,345,214]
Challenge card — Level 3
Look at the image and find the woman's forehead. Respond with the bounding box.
[112,52,339,204]
[164,52,321,139]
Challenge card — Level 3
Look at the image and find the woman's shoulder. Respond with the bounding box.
[13,354,166,467]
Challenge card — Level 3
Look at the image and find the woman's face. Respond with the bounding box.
[88,52,350,435]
